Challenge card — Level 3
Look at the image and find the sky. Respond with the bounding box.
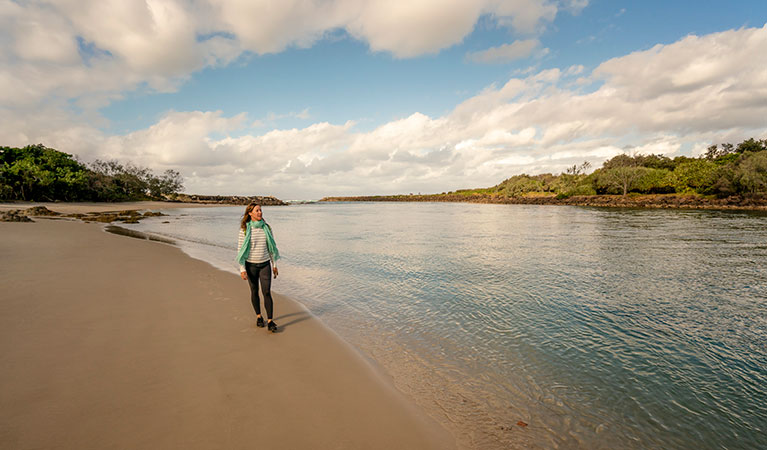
[1,1,766,200]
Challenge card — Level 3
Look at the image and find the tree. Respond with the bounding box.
[0,144,89,201]
[602,153,637,170]
[147,169,184,198]
[735,151,767,194]
[0,145,185,201]
[596,154,646,195]
[553,161,594,197]
[635,168,674,194]
[735,138,767,154]
[635,154,676,171]
[671,159,718,194]
[595,166,647,195]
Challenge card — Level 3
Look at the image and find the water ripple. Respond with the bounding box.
[123,204,767,449]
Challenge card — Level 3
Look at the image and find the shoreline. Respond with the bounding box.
[320,193,767,211]
[0,216,455,449]
[7,193,766,213]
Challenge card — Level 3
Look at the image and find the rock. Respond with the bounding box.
[142,211,166,217]
[25,206,59,216]
[89,214,119,223]
[0,210,34,222]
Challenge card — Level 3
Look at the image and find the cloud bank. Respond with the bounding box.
[0,0,568,107]
[1,2,765,199]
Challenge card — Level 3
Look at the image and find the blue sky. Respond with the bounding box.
[2,1,766,199]
[100,1,765,133]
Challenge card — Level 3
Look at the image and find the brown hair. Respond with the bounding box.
[240,202,259,230]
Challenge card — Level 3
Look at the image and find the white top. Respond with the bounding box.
[238,226,275,272]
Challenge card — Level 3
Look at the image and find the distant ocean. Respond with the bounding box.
[118,202,767,449]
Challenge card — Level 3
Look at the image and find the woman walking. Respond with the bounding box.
[237,202,280,332]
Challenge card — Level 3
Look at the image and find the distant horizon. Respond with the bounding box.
[2,1,766,199]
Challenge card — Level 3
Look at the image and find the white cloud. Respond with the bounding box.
[467,39,543,64]
[265,108,312,123]
[563,0,589,15]
[0,0,567,109]
[624,138,682,157]
[489,0,558,34]
[564,64,584,76]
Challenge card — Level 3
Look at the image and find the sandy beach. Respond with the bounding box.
[0,205,454,449]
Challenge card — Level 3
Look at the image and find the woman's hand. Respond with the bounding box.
[240,271,247,280]
[273,267,279,279]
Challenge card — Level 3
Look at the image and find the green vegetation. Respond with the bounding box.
[322,138,767,209]
[1,144,184,202]
[490,138,767,198]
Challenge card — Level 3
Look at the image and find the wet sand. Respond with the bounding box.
[0,214,454,449]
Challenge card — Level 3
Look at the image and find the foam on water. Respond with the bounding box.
[120,203,767,449]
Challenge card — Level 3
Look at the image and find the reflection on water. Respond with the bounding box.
[121,203,767,449]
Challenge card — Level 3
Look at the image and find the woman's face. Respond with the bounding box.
[249,205,263,221]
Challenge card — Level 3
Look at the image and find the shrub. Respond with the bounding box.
[635,168,674,194]
[735,151,767,194]
[499,175,545,197]
[671,159,718,194]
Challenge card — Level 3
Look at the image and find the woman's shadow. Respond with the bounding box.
[272,311,312,331]
[273,302,343,332]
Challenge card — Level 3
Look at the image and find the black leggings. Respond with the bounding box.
[245,261,273,319]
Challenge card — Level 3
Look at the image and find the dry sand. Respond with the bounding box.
[0,214,455,449]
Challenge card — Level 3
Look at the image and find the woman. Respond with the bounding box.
[237,202,280,332]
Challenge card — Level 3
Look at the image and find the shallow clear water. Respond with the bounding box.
[120,203,767,449]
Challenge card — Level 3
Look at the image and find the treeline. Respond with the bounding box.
[1,144,184,202]
[494,138,767,198]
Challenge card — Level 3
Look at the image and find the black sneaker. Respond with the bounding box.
[267,321,278,333]
[256,317,265,328]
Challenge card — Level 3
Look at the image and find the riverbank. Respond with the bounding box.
[320,193,767,211]
[0,215,454,449]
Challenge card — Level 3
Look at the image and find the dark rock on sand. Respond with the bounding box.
[26,206,60,216]
[0,210,33,222]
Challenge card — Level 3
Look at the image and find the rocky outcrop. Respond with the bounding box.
[0,205,61,222]
[0,206,166,224]
[0,210,34,222]
[77,210,167,223]
[169,194,286,205]
[24,206,61,216]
